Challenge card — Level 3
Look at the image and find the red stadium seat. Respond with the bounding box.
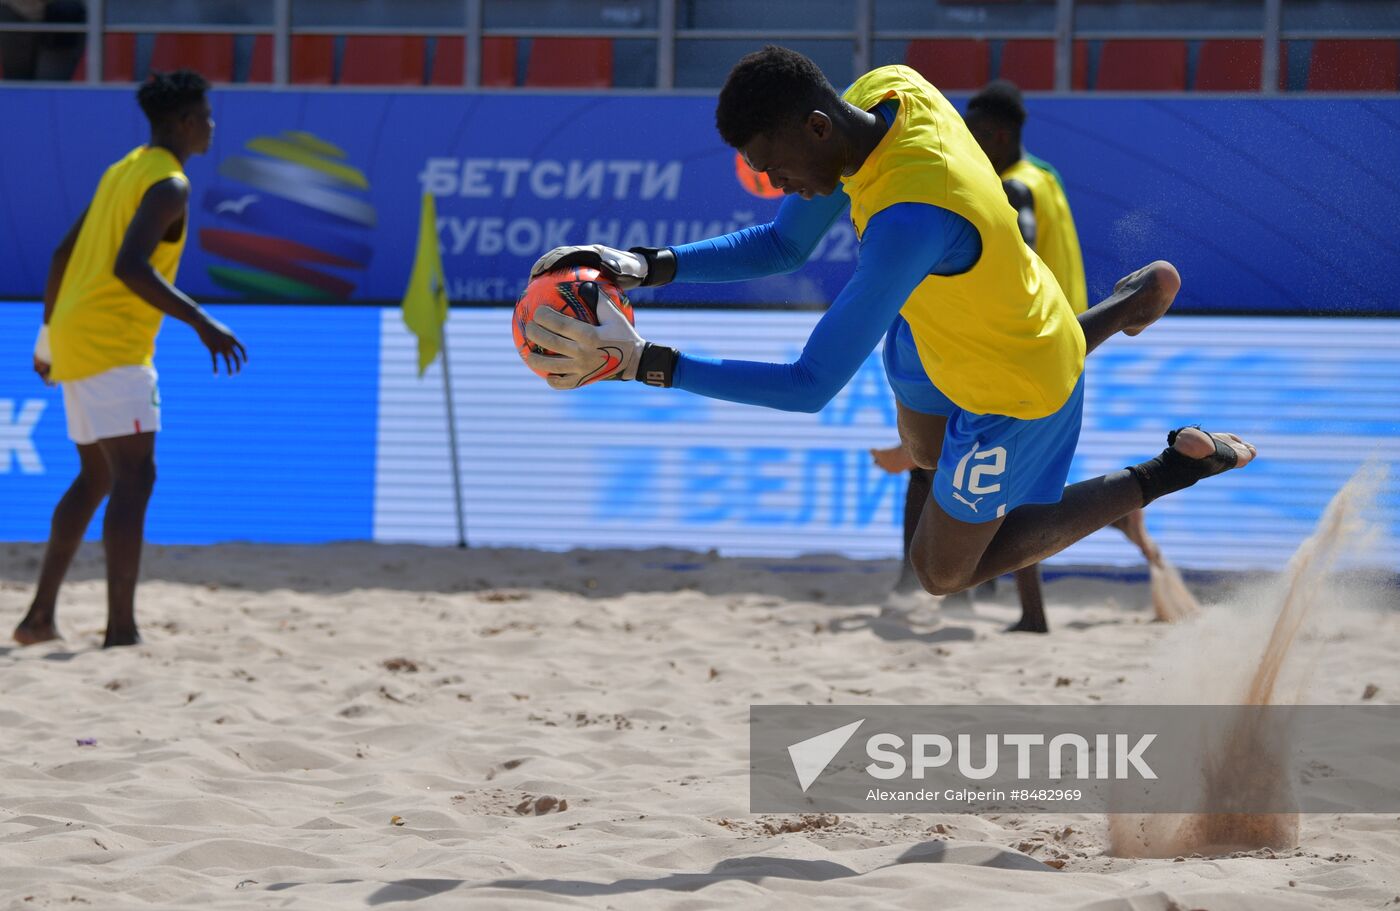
[1095,39,1187,91]
[72,33,136,81]
[524,37,613,88]
[1306,39,1400,92]
[249,34,272,83]
[905,39,990,90]
[340,35,426,85]
[150,33,235,82]
[430,36,517,87]
[290,34,334,84]
[998,39,1054,90]
[991,40,1087,91]
[1195,39,1262,91]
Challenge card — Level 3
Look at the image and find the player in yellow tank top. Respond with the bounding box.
[523,47,1256,605]
[15,71,248,650]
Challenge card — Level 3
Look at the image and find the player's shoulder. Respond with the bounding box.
[139,174,191,209]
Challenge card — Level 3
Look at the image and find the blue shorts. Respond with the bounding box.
[882,316,1084,524]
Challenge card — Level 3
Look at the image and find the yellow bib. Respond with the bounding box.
[1001,156,1088,315]
[841,67,1083,419]
[49,145,187,382]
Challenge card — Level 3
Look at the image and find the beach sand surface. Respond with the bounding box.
[1,542,1396,910]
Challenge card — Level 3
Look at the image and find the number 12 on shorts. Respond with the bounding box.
[950,444,1007,517]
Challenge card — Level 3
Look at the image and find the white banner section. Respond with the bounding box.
[376,311,1400,571]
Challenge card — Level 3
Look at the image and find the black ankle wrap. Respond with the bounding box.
[1128,427,1239,506]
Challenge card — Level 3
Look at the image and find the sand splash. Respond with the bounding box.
[1110,465,1384,858]
[1149,557,1201,624]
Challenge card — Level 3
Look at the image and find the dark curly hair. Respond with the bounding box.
[715,46,841,149]
[137,69,209,128]
[966,79,1026,129]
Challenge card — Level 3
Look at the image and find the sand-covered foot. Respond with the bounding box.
[103,626,142,649]
[13,621,61,646]
[1006,614,1049,634]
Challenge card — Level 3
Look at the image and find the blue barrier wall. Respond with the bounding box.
[1,88,1397,312]
[0,303,380,543]
[3,302,1396,568]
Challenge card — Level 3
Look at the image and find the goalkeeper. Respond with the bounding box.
[524,47,1254,597]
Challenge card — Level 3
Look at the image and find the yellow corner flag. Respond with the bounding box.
[401,193,449,376]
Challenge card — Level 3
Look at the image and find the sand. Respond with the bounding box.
[1,541,1397,910]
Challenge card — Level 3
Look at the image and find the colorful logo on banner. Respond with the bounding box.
[734,151,783,199]
[199,131,376,301]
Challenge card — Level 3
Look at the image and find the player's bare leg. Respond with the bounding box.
[909,428,1256,597]
[895,405,947,472]
[1008,564,1049,633]
[1111,508,1161,566]
[1079,261,1180,355]
[892,467,933,594]
[97,432,156,648]
[13,443,111,646]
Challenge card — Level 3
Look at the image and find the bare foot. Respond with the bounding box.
[1111,508,1162,566]
[870,444,917,474]
[1172,427,1257,469]
[13,621,61,646]
[1114,261,1180,337]
[1006,615,1049,634]
[103,626,142,648]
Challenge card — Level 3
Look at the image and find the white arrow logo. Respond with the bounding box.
[787,719,864,792]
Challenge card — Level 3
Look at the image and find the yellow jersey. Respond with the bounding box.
[1001,156,1088,315]
[49,145,187,382]
[841,67,1084,419]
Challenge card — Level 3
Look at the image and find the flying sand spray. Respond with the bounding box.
[1110,465,1383,857]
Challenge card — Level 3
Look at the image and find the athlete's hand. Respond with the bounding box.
[530,245,649,290]
[524,287,644,389]
[33,324,52,385]
[194,314,249,375]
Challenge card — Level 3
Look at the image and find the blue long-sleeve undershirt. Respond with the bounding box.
[670,190,850,282]
[669,201,982,413]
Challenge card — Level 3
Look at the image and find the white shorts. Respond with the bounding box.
[61,365,162,445]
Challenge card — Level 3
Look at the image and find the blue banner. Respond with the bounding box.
[0,303,380,544]
[1,88,1396,313]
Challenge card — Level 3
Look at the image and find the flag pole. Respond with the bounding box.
[439,316,468,548]
[402,192,467,549]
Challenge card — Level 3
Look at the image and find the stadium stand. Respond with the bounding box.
[150,33,235,83]
[1195,39,1264,91]
[1095,39,1188,91]
[524,37,612,88]
[290,34,335,85]
[430,36,518,87]
[1306,39,1400,91]
[905,38,990,91]
[341,35,428,86]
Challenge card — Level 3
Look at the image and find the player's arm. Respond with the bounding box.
[525,203,955,410]
[528,190,848,290]
[114,177,247,374]
[666,189,849,283]
[43,207,87,325]
[33,206,88,381]
[1003,178,1036,249]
